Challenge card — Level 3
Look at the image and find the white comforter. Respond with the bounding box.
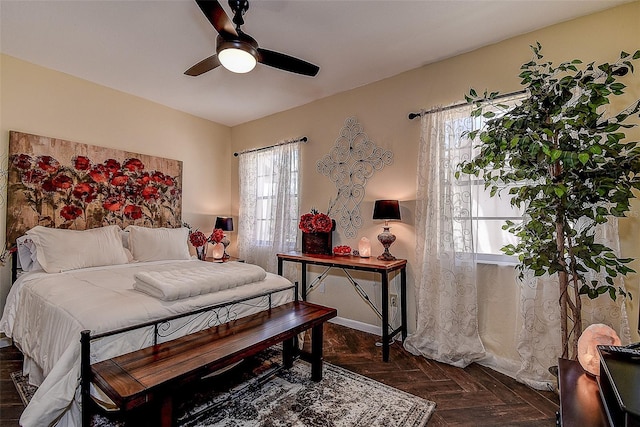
[0,259,293,427]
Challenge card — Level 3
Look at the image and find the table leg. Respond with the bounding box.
[381,271,390,362]
[401,266,407,340]
[301,261,308,301]
[311,324,324,381]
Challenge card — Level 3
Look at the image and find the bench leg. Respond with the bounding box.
[160,395,173,427]
[311,324,324,381]
[283,336,295,369]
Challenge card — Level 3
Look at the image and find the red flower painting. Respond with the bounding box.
[13,154,32,170]
[37,156,60,173]
[9,149,181,231]
[73,156,91,171]
[60,205,83,221]
[72,183,98,203]
[103,196,124,212]
[123,204,143,220]
[123,158,144,172]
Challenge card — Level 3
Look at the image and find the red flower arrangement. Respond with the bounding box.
[209,228,225,244]
[189,230,207,247]
[299,209,333,233]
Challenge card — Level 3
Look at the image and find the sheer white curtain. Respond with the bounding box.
[516,217,631,389]
[237,142,300,274]
[403,106,486,367]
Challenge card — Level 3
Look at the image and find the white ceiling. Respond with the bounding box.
[1,0,632,127]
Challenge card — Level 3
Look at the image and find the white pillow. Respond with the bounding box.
[26,225,130,273]
[15,235,43,272]
[126,226,190,262]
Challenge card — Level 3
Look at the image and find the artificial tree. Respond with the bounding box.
[457,43,640,360]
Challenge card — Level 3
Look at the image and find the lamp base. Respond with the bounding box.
[377,251,396,261]
[222,236,230,259]
[377,226,396,261]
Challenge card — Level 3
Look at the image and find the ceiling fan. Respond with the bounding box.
[185,0,320,77]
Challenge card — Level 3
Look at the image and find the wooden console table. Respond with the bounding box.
[277,252,407,362]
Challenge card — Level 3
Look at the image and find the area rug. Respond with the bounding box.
[12,349,435,427]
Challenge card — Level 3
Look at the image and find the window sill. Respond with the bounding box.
[476,259,518,267]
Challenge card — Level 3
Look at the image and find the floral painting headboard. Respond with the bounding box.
[6,131,183,245]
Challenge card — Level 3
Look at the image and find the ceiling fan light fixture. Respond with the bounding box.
[217,40,258,73]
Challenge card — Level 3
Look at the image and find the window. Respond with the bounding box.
[238,141,300,272]
[449,96,526,263]
[252,148,299,245]
[469,178,523,263]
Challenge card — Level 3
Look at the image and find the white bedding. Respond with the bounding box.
[0,259,294,427]
[134,262,267,301]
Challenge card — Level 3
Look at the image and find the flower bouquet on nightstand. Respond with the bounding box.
[189,230,208,260]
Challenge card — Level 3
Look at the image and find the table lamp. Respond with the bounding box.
[373,200,401,261]
[215,216,234,259]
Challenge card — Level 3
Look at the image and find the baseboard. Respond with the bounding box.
[329,316,381,336]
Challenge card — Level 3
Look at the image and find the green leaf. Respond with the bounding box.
[578,153,590,165]
[589,145,603,155]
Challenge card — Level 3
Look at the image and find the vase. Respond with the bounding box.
[195,243,208,261]
[301,220,335,255]
[302,232,332,255]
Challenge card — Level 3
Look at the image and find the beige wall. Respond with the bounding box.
[230,1,640,360]
[0,54,233,310]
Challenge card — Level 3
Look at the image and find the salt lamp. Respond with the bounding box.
[577,323,621,376]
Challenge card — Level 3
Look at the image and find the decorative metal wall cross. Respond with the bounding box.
[317,117,393,238]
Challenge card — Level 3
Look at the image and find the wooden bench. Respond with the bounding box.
[86,301,337,427]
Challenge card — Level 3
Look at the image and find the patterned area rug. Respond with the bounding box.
[12,349,435,427]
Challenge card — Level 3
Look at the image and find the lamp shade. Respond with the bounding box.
[373,200,401,221]
[215,217,234,231]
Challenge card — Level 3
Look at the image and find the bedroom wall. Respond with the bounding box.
[230,0,640,361]
[0,54,232,313]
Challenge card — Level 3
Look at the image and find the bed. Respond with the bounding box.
[0,132,295,427]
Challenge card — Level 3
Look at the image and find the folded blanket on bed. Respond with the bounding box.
[133,262,267,301]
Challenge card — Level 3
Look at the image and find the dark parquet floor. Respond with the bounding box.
[0,322,559,426]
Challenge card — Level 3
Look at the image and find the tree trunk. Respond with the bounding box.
[555,220,570,359]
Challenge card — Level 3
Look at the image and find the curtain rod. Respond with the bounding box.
[233,136,308,157]
[407,90,526,120]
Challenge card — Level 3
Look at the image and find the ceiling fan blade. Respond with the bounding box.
[195,0,238,39]
[184,54,221,76]
[257,48,319,77]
